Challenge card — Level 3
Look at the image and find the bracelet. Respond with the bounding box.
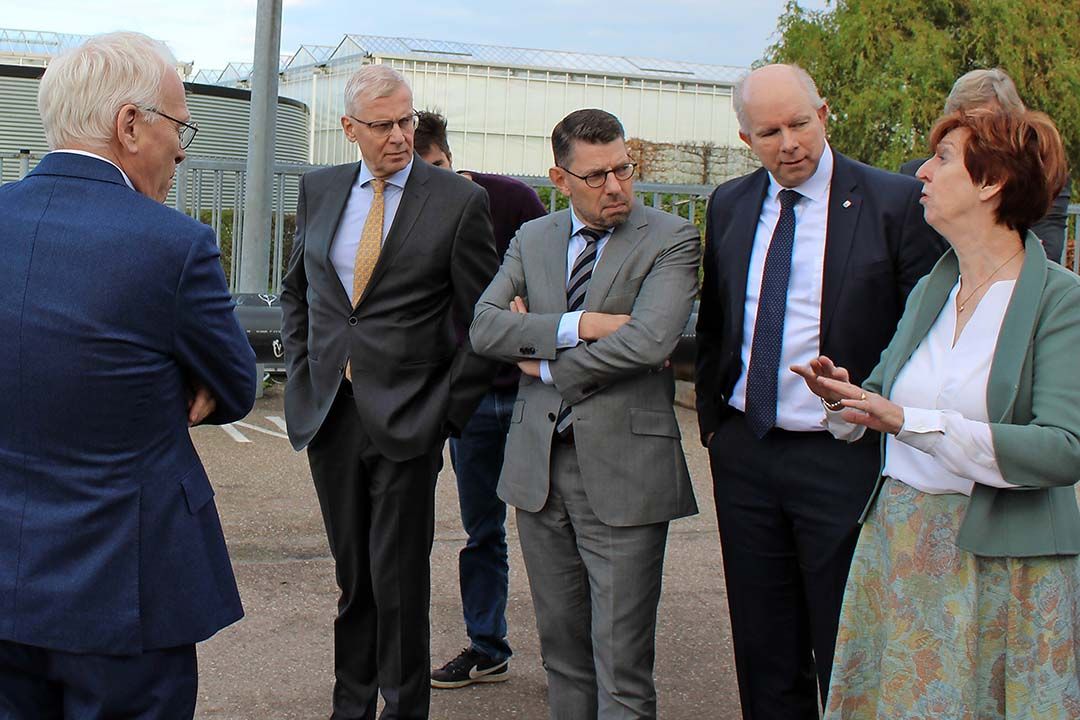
[821,396,844,412]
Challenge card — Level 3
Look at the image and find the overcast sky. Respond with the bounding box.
[3,0,829,74]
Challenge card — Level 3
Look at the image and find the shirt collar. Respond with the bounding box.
[569,205,612,240]
[766,141,833,205]
[49,149,135,191]
[357,158,413,190]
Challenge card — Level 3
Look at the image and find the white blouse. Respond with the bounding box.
[826,279,1020,495]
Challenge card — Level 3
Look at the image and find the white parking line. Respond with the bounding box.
[220,424,252,443]
[265,415,288,432]
[233,421,289,439]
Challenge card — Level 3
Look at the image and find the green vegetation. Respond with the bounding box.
[767,0,1080,184]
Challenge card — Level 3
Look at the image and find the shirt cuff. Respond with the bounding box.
[896,406,945,453]
[556,311,584,348]
[539,360,553,384]
[822,403,866,442]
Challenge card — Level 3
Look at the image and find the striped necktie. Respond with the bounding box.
[555,226,604,437]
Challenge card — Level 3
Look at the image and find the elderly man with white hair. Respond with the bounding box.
[0,31,256,718]
[280,65,498,719]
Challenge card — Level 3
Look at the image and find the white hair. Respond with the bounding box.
[945,68,1025,114]
[38,31,176,150]
[343,64,409,116]
[733,64,825,133]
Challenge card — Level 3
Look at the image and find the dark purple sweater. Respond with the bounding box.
[463,171,548,391]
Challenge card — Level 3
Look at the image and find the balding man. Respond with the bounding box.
[695,64,942,718]
[0,32,255,718]
[280,66,498,719]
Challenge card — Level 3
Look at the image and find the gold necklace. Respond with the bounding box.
[957,247,1023,313]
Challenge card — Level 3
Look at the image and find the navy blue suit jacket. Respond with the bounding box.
[695,151,946,445]
[0,153,256,654]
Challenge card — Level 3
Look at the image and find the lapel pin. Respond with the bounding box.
[842,200,852,208]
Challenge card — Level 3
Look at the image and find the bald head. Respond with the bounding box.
[734,64,825,133]
[735,64,830,188]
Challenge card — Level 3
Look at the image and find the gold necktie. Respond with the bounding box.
[352,178,386,306]
[345,178,386,381]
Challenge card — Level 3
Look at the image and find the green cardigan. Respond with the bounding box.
[861,232,1080,557]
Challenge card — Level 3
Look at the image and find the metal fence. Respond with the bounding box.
[170,157,716,294]
[3,152,1079,289]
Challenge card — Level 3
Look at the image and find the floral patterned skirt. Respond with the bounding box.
[824,477,1080,719]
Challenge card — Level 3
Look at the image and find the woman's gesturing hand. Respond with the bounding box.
[791,356,905,434]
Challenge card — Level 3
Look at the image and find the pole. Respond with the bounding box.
[237,0,282,294]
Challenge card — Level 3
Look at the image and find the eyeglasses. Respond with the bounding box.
[558,162,636,188]
[141,107,198,149]
[348,111,418,138]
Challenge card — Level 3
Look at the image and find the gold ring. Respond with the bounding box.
[860,392,867,401]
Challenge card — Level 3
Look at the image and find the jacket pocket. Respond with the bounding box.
[180,468,216,514]
[630,408,681,438]
[511,399,525,423]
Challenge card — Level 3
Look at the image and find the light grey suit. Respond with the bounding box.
[470,200,699,718]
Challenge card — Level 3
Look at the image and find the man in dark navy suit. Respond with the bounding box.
[695,64,943,719]
[0,31,256,718]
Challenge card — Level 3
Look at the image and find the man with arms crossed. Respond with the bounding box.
[471,108,699,719]
[413,110,548,688]
[0,31,256,718]
[280,66,498,719]
[695,64,942,718]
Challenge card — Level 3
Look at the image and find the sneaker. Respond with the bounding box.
[430,647,509,689]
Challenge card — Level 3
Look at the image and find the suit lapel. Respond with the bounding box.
[879,252,956,398]
[986,232,1047,422]
[585,202,646,309]
[358,158,431,305]
[727,170,770,345]
[820,153,862,343]
[313,162,360,311]
[544,211,573,312]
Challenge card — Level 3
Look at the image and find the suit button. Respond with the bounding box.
[348,317,358,326]
[547,412,556,422]
[520,345,536,355]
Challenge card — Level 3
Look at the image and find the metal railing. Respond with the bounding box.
[4,151,1078,285]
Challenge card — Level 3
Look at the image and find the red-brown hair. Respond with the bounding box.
[928,108,1068,232]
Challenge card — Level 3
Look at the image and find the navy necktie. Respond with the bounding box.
[556,227,604,437]
[744,189,801,438]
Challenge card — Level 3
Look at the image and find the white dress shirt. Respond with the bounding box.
[730,143,833,431]
[826,279,1018,495]
[50,150,135,191]
[539,206,611,384]
[329,160,413,305]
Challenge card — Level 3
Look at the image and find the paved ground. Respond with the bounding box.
[191,380,742,719]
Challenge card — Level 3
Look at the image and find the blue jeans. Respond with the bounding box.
[448,387,516,663]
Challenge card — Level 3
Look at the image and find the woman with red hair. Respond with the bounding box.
[794,108,1080,718]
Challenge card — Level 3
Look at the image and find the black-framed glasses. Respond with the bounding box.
[141,107,198,149]
[348,111,418,138]
[559,162,636,188]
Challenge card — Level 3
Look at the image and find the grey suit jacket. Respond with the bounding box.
[470,202,700,527]
[280,157,499,460]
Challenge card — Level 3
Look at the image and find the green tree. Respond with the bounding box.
[767,0,1080,181]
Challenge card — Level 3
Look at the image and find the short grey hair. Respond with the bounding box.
[38,31,176,151]
[343,64,410,116]
[944,68,1025,114]
[733,63,825,133]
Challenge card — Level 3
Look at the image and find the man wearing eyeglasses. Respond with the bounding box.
[470,108,700,719]
[0,32,255,718]
[280,64,499,720]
